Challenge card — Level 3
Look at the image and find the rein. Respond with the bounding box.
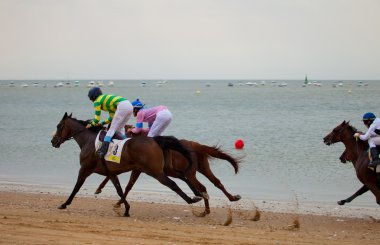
[64,128,86,141]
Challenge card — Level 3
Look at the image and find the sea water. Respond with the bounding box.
[0,80,379,208]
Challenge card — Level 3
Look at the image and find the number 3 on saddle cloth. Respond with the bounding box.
[95,130,130,163]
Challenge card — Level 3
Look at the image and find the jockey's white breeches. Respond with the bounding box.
[368,136,380,148]
[147,109,173,137]
[106,100,133,139]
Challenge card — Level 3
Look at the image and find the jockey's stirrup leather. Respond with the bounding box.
[97,141,110,158]
[369,147,380,168]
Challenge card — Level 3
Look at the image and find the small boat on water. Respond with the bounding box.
[140,81,147,87]
[107,81,114,87]
[87,81,95,87]
[54,82,64,88]
[21,83,28,88]
[8,82,15,87]
[278,82,287,87]
[33,82,39,87]
[74,81,80,87]
[228,82,233,87]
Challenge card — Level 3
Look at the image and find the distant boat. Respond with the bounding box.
[33,82,39,87]
[97,81,104,87]
[304,75,308,85]
[107,81,114,87]
[205,83,211,87]
[278,82,287,87]
[54,82,64,88]
[246,82,258,86]
[260,81,266,86]
[228,82,233,87]
[74,81,80,87]
[87,81,95,87]
[8,82,15,87]
[140,81,147,87]
[21,83,28,88]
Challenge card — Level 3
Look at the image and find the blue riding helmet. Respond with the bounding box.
[132,99,144,109]
[363,112,376,121]
[88,87,102,101]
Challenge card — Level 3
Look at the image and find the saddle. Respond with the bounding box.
[98,130,125,142]
[95,130,130,163]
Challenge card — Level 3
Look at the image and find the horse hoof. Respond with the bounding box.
[58,204,66,209]
[94,189,102,194]
[113,203,121,208]
[192,196,203,203]
[337,200,345,205]
[232,195,241,201]
[123,213,130,217]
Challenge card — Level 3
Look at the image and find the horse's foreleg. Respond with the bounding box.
[115,170,142,207]
[337,185,369,205]
[153,173,202,204]
[95,176,110,194]
[178,175,202,197]
[59,167,91,209]
[186,175,210,215]
[109,175,130,217]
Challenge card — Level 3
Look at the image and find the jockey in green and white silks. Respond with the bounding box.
[86,87,133,158]
[354,112,380,169]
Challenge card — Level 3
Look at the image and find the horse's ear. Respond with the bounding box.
[69,113,72,118]
[63,112,68,119]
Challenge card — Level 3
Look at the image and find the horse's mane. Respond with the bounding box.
[346,122,357,134]
[70,117,104,132]
[345,121,368,151]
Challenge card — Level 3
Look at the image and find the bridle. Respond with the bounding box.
[53,120,85,146]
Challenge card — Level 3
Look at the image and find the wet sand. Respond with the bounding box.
[1,191,380,244]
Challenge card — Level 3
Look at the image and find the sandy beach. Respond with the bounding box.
[1,190,380,245]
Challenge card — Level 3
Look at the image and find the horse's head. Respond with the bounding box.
[323,120,356,145]
[51,112,76,148]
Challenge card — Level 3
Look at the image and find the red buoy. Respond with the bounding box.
[235,139,244,149]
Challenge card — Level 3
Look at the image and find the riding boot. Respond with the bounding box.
[97,141,110,158]
[369,147,380,169]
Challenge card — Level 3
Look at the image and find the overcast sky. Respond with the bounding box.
[0,0,379,80]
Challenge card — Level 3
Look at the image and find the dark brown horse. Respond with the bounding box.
[95,128,242,215]
[51,113,202,217]
[323,120,380,205]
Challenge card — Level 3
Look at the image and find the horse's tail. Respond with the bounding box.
[192,142,241,174]
[153,136,193,173]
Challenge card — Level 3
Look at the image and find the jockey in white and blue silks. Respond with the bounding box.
[354,112,380,168]
[130,99,173,137]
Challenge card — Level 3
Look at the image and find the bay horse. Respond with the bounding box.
[95,127,242,215]
[323,120,380,205]
[51,113,202,217]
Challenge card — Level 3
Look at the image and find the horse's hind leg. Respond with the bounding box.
[95,176,110,194]
[109,175,130,217]
[59,167,91,209]
[115,170,142,207]
[153,173,202,204]
[199,159,241,202]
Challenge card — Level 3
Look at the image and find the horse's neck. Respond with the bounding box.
[69,120,95,149]
[343,138,367,165]
[342,139,359,161]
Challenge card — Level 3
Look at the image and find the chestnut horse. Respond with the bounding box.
[323,120,380,205]
[51,113,201,217]
[95,127,242,215]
